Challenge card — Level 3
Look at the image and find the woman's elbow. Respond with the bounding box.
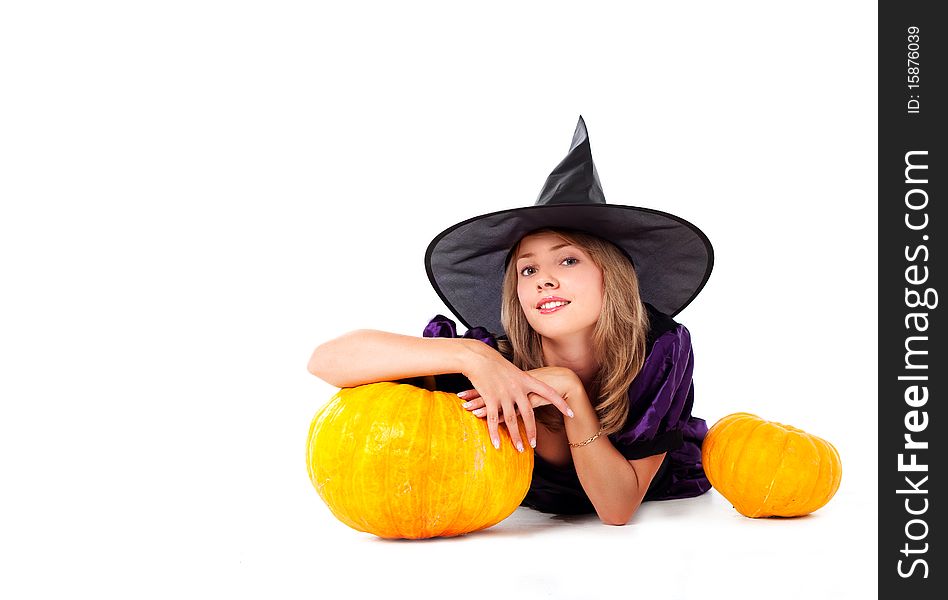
[599,505,639,526]
[307,330,373,385]
[307,336,350,382]
[307,345,331,380]
[307,348,324,377]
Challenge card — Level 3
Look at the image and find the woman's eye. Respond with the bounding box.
[520,266,537,277]
[562,257,579,266]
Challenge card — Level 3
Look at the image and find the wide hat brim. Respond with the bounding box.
[425,202,713,335]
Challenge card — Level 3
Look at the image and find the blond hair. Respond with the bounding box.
[497,228,650,435]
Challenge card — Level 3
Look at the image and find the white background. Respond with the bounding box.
[1,1,877,598]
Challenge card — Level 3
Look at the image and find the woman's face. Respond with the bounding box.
[514,232,604,340]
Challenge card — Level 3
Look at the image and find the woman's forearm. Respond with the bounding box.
[307,329,490,388]
[564,389,645,526]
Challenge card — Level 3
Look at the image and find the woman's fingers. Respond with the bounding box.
[461,379,552,452]
[533,381,574,418]
[500,397,525,452]
[516,396,537,449]
[462,399,485,410]
[458,390,485,411]
[486,404,501,450]
[471,401,531,452]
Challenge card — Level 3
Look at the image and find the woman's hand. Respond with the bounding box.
[460,351,574,454]
[458,365,581,451]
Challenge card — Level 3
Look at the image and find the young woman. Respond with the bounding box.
[308,117,714,525]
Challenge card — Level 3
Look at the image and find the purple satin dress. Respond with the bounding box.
[410,304,711,515]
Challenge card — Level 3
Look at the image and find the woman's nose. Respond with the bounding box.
[537,276,558,289]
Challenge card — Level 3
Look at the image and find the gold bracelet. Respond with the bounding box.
[568,426,604,448]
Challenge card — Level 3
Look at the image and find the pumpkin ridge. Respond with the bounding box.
[497,421,526,525]
[437,392,458,536]
[353,389,379,534]
[823,440,843,502]
[305,398,325,496]
[720,416,760,481]
[333,398,363,530]
[306,400,332,498]
[470,426,497,530]
[428,390,455,536]
[400,384,428,538]
[726,419,768,514]
[813,437,842,509]
[796,432,824,516]
[316,397,344,522]
[443,406,477,536]
[444,406,487,535]
[480,421,512,529]
[449,411,476,535]
[465,422,503,531]
[307,395,337,498]
[481,421,507,527]
[483,422,519,528]
[384,382,414,539]
[752,426,791,517]
[418,387,434,538]
[735,419,776,516]
[828,440,842,495]
[378,387,401,537]
[331,392,368,532]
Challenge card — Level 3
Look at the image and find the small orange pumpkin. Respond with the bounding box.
[306,381,533,539]
[702,412,842,518]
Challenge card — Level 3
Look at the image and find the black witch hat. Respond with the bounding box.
[425,116,713,335]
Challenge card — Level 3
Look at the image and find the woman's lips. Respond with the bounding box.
[537,296,569,315]
[538,302,570,315]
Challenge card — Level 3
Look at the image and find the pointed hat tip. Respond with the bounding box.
[569,115,590,149]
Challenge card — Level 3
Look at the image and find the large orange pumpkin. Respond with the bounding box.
[702,412,842,518]
[306,381,534,539]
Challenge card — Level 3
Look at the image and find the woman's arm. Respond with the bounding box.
[460,367,663,524]
[564,385,665,526]
[307,329,488,388]
[308,330,573,453]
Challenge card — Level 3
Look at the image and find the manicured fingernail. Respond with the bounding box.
[474,408,485,416]
[530,438,536,448]
[457,391,468,398]
[492,437,500,449]
[462,401,473,408]
[567,408,575,418]
[516,442,524,453]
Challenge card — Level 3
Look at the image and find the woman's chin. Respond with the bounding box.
[528,318,594,341]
